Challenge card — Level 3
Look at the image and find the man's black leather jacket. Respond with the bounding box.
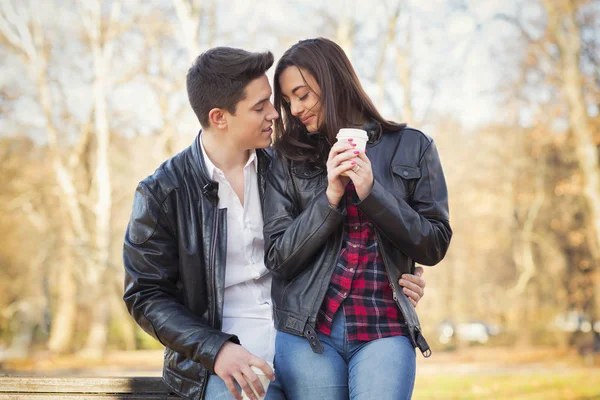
[123,135,271,400]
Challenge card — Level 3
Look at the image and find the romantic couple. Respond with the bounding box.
[123,37,452,400]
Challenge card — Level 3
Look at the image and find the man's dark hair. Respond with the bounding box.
[186,47,274,128]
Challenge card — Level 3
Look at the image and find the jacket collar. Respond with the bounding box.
[363,120,383,144]
[189,131,272,204]
[190,131,219,204]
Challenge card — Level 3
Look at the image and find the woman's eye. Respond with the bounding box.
[298,93,309,101]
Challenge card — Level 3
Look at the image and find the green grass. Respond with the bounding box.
[414,369,600,400]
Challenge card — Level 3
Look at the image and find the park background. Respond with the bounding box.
[1,0,599,398]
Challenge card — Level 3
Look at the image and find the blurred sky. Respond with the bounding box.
[223,0,521,130]
[0,0,532,142]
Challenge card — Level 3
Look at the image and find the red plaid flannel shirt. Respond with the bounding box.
[316,183,405,341]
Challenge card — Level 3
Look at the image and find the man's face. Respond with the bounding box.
[225,74,279,150]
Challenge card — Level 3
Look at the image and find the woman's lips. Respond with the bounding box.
[301,115,314,124]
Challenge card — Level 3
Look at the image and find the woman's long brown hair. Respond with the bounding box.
[273,37,405,167]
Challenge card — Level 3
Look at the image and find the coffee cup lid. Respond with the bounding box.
[336,128,367,138]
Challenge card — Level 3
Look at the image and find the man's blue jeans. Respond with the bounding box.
[270,308,416,400]
[204,373,285,399]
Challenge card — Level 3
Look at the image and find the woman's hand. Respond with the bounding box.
[345,149,373,201]
[325,139,357,207]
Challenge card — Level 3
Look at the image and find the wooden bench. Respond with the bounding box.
[0,376,180,399]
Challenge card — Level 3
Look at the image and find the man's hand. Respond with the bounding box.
[399,266,426,308]
[213,342,274,400]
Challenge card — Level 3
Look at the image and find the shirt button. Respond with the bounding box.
[349,268,354,272]
[353,226,358,231]
[403,170,409,177]
[342,292,347,297]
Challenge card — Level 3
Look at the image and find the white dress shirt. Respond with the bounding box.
[200,138,275,364]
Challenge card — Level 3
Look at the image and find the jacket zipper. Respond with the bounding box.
[308,225,345,326]
[209,209,219,327]
[376,231,400,304]
[376,231,431,357]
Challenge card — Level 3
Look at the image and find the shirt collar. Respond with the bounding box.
[199,135,217,179]
[246,149,258,173]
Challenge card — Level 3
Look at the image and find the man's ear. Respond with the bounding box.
[208,108,227,129]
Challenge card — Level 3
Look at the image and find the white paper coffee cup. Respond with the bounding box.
[241,363,274,400]
[336,128,368,176]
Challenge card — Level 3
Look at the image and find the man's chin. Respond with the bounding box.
[255,137,272,149]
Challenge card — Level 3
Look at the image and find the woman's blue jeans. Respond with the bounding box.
[270,308,416,400]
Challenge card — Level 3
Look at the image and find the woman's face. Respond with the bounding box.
[278,66,324,133]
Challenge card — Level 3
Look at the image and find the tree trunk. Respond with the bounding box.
[79,0,118,358]
[510,154,545,296]
[335,3,355,59]
[111,280,137,351]
[172,0,201,57]
[48,248,77,354]
[375,3,401,106]
[395,8,413,125]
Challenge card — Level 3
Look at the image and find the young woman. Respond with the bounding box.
[262,37,452,399]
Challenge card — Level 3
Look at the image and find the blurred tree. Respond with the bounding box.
[541,0,600,323]
[0,137,52,357]
[0,0,86,354]
[493,0,600,342]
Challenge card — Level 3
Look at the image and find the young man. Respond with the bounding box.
[123,47,427,400]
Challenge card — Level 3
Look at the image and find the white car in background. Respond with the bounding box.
[552,311,600,333]
[438,320,501,344]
